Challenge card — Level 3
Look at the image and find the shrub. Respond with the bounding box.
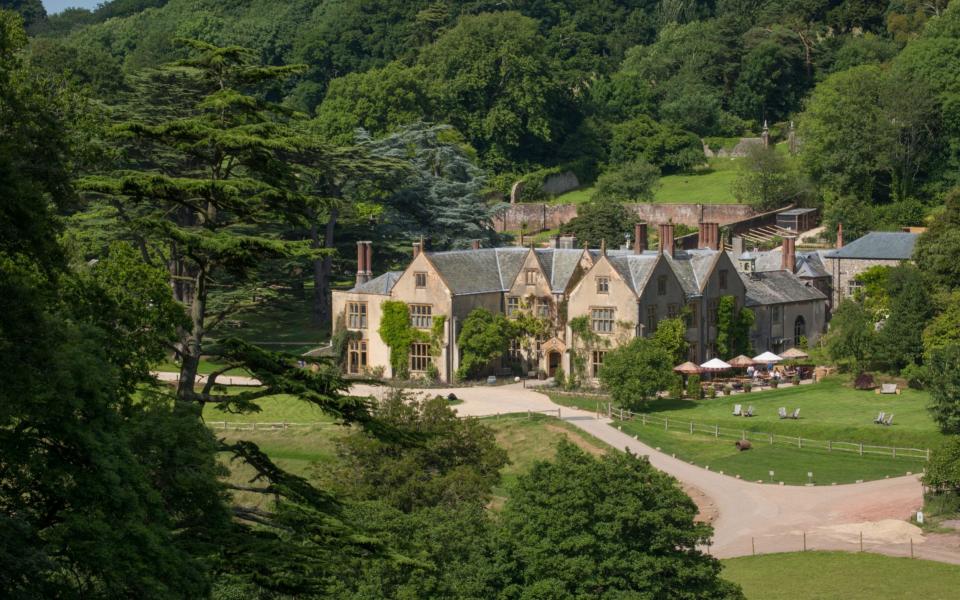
[791,375,800,386]
[686,374,702,400]
[902,362,929,389]
[924,437,960,493]
[770,379,779,388]
[707,386,717,399]
[723,384,733,395]
[669,376,684,399]
[554,367,566,388]
[744,381,752,393]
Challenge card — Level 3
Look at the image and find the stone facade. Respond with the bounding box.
[331,224,830,383]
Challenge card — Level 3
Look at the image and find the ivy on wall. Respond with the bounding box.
[715,295,754,357]
[378,300,446,379]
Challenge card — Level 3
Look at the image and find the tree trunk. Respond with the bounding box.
[311,206,338,327]
[178,268,207,402]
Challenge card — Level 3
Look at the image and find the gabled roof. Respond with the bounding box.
[424,247,587,296]
[605,251,661,295]
[665,249,719,296]
[743,271,827,307]
[536,248,588,293]
[349,271,402,295]
[824,232,918,260]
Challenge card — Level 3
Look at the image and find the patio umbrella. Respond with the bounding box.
[700,358,732,371]
[673,361,702,374]
[728,355,754,368]
[780,347,809,360]
[752,351,782,363]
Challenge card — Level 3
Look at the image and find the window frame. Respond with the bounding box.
[506,296,520,317]
[657,275,667,296]
[719,269,728,290]
[409,342,432,373]
[414,271,427,289]
[646,304,657,334]
[590,307,615,334]
[347,301,368,329]
[525,269,539,286]
[596,276,609,294]
[591,350,606,377]
[347,339,367,375]
[409,303,433,329]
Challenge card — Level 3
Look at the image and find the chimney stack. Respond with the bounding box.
[356,241,370,285]
[658,223,675,258]
[600,238,607,255]
[634,222,647,254]
[413,241,422,259]
[364,241,373,280]
[732,236,744,257]
[782,235,796,273]
[836,222,843,249]
[699,222,721,250]
[471,239,480,250]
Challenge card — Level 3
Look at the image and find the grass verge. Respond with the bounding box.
[722,551,960,600]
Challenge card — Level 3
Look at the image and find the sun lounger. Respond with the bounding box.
[874,411,885,424]
[883,413,894,426]
[732,404,742,416]
[744,405,755,417]
[790,408,800,419]
[778,407,787,419]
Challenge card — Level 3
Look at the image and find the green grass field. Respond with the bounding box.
[202,392,340,424]
[552,157,743,205]
[623,378,942,449]
[618,422,925,484]
[559,377,939,484]
[722,552,960,600]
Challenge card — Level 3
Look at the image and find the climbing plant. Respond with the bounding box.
[378,300,439,379]
[716,296,754,357]
[456,308,516,380]
[568,315,610,388]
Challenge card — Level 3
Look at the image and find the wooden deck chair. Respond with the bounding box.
[732,404,742,416]
[790,408,801,419]
[883,413,894,426]
[745,405,755,417]
[778,407,788,419]
[874,411,885,424]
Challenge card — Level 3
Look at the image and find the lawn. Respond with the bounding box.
[202,392,340,425]
[618,422,925,485]
[620,377,943,449]
[722,551,960,600]
[552,157,744,205]
[559,377,940,484]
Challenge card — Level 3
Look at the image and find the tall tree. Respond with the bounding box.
[78,42,382,579]
[1,12,225,596]
[499,441,744,599]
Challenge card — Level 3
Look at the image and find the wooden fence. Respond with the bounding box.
[611,407,930,461]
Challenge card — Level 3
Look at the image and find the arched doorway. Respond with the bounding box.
[548,351,561,377]
[794,315,806,348]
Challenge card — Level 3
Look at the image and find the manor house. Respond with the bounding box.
[331,222,828,383]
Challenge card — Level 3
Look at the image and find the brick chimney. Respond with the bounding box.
[782,235,796,273]
[356,241,369,286]
[699,222,721,250]
[471,239,481,250]
[634,222,647,254]
[658,223,675,258]
[836,222,843,249]
[413,241,422,259]
[364,241,373,280]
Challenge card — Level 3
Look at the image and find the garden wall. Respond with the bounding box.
[493,202,759,232]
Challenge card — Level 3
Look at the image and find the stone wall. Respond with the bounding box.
[493,202,759,232]
[541,171,580,195]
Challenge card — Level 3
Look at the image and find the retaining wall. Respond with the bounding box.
[494,202,759,233]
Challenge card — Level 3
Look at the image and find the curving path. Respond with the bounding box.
[354,382,958,564]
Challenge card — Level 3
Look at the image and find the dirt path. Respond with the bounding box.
[361,382,949,563]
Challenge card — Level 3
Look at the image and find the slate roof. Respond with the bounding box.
[824,232,918,260]
[349,271,402,295]
[605,252,660,294]
[743,271,827,307]
[665,249,718,296]
[425,248,587,295]
[538,248,587,293]
[736,249,831,278]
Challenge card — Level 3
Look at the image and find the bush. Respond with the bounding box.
[707,386,717,399]
[902,362,929,389]
[669,376,684,399]
[554,367,566,388]
[686,374,702,400]
[924,437,960,493]
[791,375,800,386]
[723,384,733,395]
[743,381,752,393]
[770,379,779,388]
